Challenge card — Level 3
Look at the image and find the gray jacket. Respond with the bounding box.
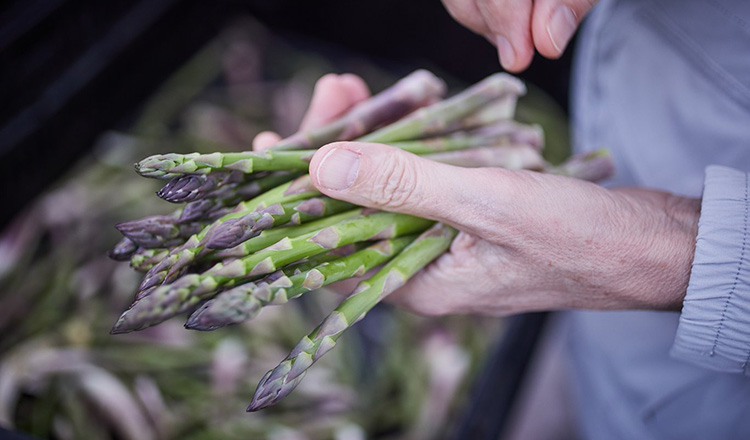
[568,0,750,438]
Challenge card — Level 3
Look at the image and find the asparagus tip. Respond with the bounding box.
[205,219,250,249]
[184,308,220,331]
[109,320,130,335]
[157,175,210,203]
[108,238,138,261]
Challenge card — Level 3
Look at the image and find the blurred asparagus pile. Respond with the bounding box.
[108,66,614,412]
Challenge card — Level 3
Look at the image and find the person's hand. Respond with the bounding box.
[441,0,599,72]
[309,142,700,315]
[252,73,371,150]
[255,73,701,316]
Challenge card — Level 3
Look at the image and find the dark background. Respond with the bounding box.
[0,0,573,228]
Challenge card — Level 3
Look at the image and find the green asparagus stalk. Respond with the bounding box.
[135,150,314,179]
[387,121,543,155]
[209,210,366,261]
[358,73,525,143]
[185,236,415,330]
[468,121,544,150]
[139,210,365,299]
[247,223,457,411]
[177,244,367,327]
[439,94,520,133]
[111,212,433,333]
[206,197,356,250]
[425,145,546,169]
[138,174,320,291]
[271,69,446,150]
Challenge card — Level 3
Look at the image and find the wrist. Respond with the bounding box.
[612,190,700,310]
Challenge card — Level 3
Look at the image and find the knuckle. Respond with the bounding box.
[369,153,420,210]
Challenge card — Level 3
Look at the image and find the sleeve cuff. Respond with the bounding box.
[671,165,750,375]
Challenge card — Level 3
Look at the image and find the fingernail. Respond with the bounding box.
[495,36,515,70]
[547,6,577,54]
[316,148,360,190]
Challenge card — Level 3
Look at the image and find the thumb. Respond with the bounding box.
[532,0,599,58]
[309,142,508,234]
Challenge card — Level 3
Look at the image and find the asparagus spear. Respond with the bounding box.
[388,121,543,155]
[135,150,314,179]
[439,94,521,133]
[179,244,368,328]
[138,175,320,291]
[425,145,546,169]
[546,149,615,182]
[358,73,525,143]
[176,172,303,221]
[156,171,243,202]
[130,248,170,272]
[185,236,415,330]
[247,223,457,411]
[271,69,446,150]
[209,210,366,260]
[116,216,204,249]
[180,199,231,223]
[111,212,433,334]
[108,238,138,261]
[206,197,355,250]
[139,209,366,298]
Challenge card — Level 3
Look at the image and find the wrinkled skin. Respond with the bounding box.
[253,70,699,317]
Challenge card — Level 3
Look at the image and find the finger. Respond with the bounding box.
[442,0,491,36]
[477,0,535,72]
[252,131,282,151]
[299,74,371,131]
[309,141,512,235]
[531,0,598,58]
[338,73,371,104]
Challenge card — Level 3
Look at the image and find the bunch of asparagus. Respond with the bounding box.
[109,70,614,411]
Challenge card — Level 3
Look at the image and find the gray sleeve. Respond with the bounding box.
[671,165,750,375]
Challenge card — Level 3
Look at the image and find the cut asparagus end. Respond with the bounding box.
[547,149,615,182]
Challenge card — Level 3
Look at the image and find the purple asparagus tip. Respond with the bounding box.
[134,286,156,301]
[205,218,253,249]
[108,238,138,261]
[138,273,163,292]
[109,315,131,335]
[157,175,214,203]
[180,200,214,222]
[184,305,220,331]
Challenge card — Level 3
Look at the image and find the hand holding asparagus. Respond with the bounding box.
[109,70,620,411]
